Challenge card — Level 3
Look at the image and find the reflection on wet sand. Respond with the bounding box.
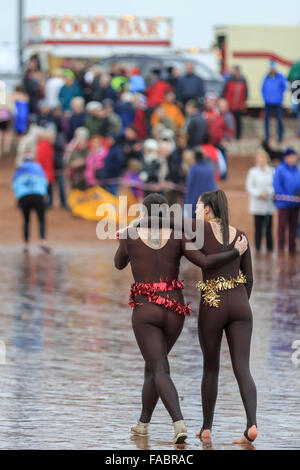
[0,245,299,450]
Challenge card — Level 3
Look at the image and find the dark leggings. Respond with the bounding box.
[254,214,273,252]
[132,287,257,431]
[132,302,185,423]
[198,286,257,431]
[278,207,299,253]
[19,194,46,242]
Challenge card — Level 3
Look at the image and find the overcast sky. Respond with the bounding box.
[1,0,300,49]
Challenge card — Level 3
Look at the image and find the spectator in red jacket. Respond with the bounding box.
[203,94,225,146]
[200,139,220,182]
[132,94,147,140]
[200,133,228,182]
[223,65,248,139]
[204,95,234,147]
[36,128,56,207]
[203,96,234,180]
[146,69,171,108]
[145,69,170,134]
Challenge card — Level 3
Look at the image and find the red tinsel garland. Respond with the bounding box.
[129,279,191,317]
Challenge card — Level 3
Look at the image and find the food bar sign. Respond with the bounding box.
[25,16,173,43]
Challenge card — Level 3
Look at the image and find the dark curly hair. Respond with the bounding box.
[142,193,169,218]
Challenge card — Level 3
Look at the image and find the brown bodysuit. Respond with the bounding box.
[197,222,257,435]
[114,223,240,423]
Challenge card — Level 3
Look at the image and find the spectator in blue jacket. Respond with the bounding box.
[115,93,136,131]
[129,67,146,93]
[12,151,50,252]
[176,62,205,108]
[59,70,83,112]
[102,136,125,196]
[262,61,287,142]
[184,147,217,218]
[273,148,300,253]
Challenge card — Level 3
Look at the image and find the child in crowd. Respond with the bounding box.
[122,158,144,202]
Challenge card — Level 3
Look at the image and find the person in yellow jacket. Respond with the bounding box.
[150,91,185,132]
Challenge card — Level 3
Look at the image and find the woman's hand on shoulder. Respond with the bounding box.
[115,227,127,242]
[234,234,248,255]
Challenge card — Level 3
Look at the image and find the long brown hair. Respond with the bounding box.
[200,189,229,250]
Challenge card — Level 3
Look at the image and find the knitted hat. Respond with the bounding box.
[131,67,140,75]
[284,147,297,157]
[62,69,75,79]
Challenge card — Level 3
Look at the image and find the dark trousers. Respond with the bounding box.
[232,110,243,139]
[145,106,155,135]
[254,214,273,252]
[265,104,284,142]
[278,207,299,253]
[47,175,67,208]
[47,184,53,208]
[55,174,67,208]
[19,194,46,242]
[104,183,118,196]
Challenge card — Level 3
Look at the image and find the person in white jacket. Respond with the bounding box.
[45,69,64,110]
[246,150,275,252]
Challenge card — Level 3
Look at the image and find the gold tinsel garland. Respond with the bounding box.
[196,272,247,308]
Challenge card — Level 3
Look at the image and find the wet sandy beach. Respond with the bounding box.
[0,243,299,450]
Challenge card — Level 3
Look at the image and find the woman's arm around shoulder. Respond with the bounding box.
[180,233,241,270]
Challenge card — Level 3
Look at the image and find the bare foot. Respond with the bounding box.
[233,425,258,444]
[196,429,211,441]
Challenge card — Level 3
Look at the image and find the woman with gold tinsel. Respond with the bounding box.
[194,189,257,445]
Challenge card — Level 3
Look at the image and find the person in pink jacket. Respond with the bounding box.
[84,135,109,187]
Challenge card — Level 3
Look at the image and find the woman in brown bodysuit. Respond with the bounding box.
[194,190,257,444]
[114,193,247,444]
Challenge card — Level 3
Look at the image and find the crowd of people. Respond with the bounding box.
[0,53,299,253]
[8,55,237,210]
